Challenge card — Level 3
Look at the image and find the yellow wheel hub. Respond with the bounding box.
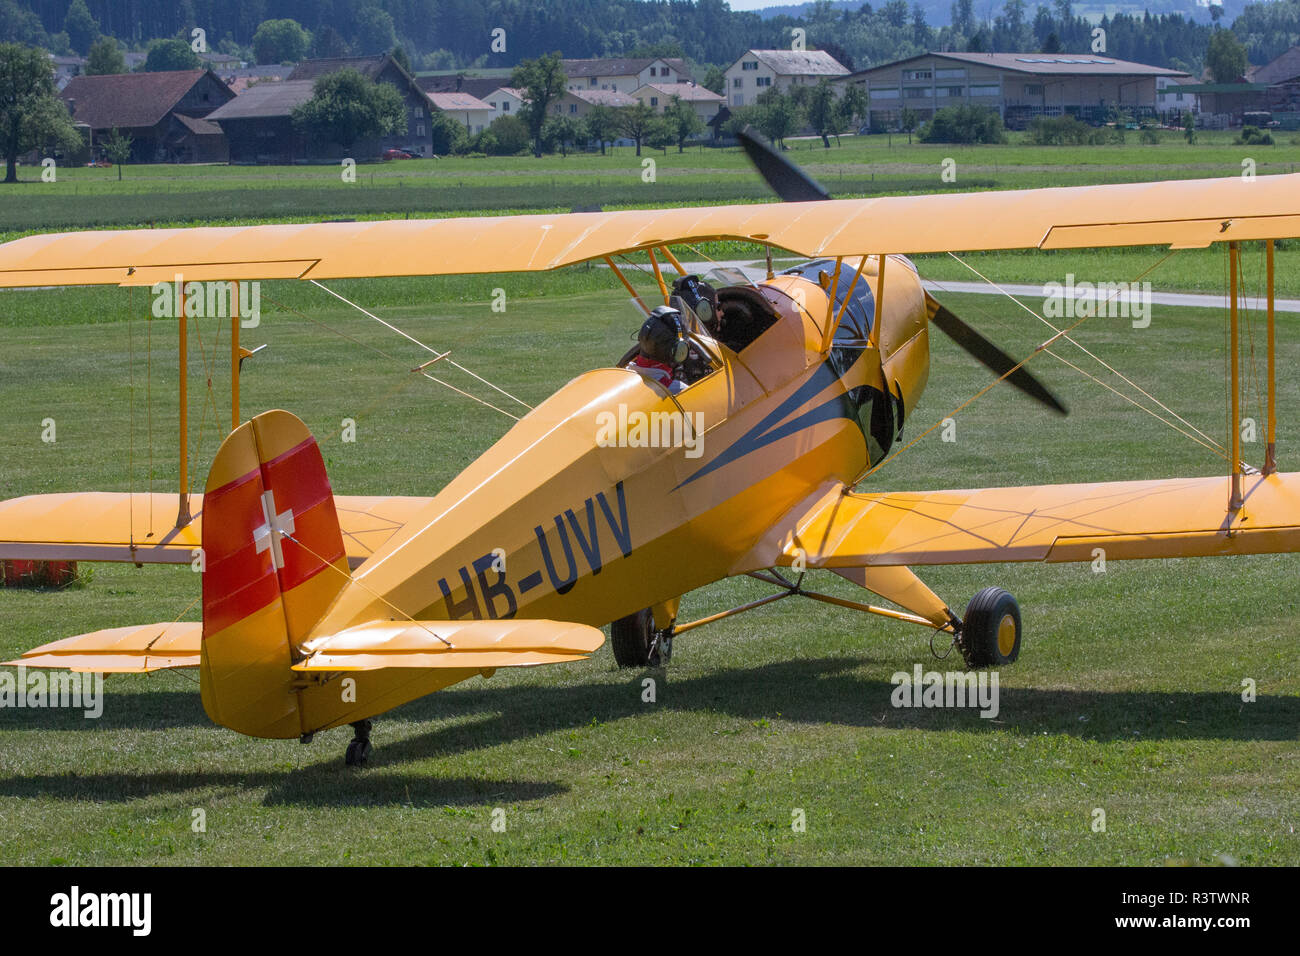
[996,613,1017,657]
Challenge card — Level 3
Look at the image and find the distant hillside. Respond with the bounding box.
[758,0,1258,28]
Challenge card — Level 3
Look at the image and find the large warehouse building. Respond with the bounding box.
[845,52,1189,130]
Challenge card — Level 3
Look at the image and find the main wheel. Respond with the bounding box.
[610,608,669,668]
[345,738,372,766]
[958,587,1021,668]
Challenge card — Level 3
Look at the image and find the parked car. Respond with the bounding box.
[381,147,418,160]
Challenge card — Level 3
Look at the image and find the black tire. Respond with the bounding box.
[610,608,668,668]
[345,738,372,767]
[958,587,1021,669]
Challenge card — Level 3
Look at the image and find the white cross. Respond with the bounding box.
[252,489,295,570]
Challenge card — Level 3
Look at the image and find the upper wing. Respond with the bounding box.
[782,471,1300,567]
[0,492,431,567]
[0,175,1297,288]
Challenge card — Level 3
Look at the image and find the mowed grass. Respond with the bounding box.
[0,264,1297,865]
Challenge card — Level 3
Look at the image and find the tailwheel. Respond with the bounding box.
[610,608,672,668]
[957,587,1021,668]
[345,719,373,767]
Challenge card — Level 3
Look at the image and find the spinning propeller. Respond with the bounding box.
[737,127,1066,415]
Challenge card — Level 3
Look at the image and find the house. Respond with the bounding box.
[60,69,235,163]
[482,86,527,122]
[210,54,437,163]
[427,91,494,135]
[724,49,849,108]
[418,75,513,101]
[1248,45,1300,128]
[287,54,436,156]
[551,88,638,120]
[631,82,724,125]
[1156,75,1201,120]
[562,57,690,94]
[844,52,1189,130]
[205,80,316,164]
[49,55,85,90]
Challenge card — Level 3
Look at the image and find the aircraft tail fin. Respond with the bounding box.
[199,409,349,738]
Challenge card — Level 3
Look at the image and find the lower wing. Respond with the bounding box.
[0,492,431,567]
[785,471,1300,567]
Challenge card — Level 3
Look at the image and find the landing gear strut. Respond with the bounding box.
[345,719,373,766]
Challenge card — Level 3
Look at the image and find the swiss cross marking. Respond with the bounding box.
[253,489,295,570]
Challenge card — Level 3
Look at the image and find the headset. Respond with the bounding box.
[640,305,689,365]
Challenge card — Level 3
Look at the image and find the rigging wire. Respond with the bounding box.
[260,290,522,421]
[308,279,533,412]
[942,249,1223,451]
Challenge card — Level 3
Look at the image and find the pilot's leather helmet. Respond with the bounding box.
[639,306,688,365]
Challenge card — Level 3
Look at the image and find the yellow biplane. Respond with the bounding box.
[2,134,1298,765]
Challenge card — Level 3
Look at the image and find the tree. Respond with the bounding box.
[85,36,126,75]
[645,115,674,153]
[1182,110,1196,144]
[583,105,619,155]
[390,45,411,74]
[354,6,397,55]
[806,79,840,148]
[477,114,529,154]
[839,83,868,134]
[900,106,919,144]
[102,126,132,180]
[663,95,703,151]
[63,0,97,56]
[429,109,467,155]
[144,37,200,72]
[312,25,350,59]
[702,65,725,96]
[291,68,406,151]
[511,52,566,158]
[252,18,311,65]
[543,114,582,156]
[755,89,802,148]
[0,43,81,183]
[919,104,1005,144]
[615,101,659,156]
[1206,29,1247,85]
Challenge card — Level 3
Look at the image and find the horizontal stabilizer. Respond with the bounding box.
[5,621,201,672]
[292,618,605,672]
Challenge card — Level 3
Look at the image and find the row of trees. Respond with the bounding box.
[5,0,1290,81]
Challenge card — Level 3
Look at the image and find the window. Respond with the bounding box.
[1025,84,1043,96]
[732,94,744,106]
[935,68,965,79]
[569,103,577,113]
[589,77,597,87]
[414,106,424,117]
[743,61,758,70]
[417,123,425,136]
[650,96,658,106]
[649,67,658,76]
[756,76,772,87]
[1176,92,1184,101]
[904,69,932,81]
[871,88,899,99]
[733,77,743,88]
[942,86,963,97]
[904,87,929,98]
[502,101,510,111]
[969,84,999,96]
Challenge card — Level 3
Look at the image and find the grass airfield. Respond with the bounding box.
[0,152,1298,865]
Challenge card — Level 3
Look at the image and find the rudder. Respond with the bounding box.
[200,410,348,738]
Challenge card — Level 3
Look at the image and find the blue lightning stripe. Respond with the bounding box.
[675,361,853,489]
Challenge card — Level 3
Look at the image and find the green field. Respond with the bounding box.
[0,150,1297,866]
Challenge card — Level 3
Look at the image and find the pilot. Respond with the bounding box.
[627,305,688,394]
[672,274,719,332]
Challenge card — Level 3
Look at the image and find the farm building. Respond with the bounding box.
[59,68,234,163]
[844,52,1188,130]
